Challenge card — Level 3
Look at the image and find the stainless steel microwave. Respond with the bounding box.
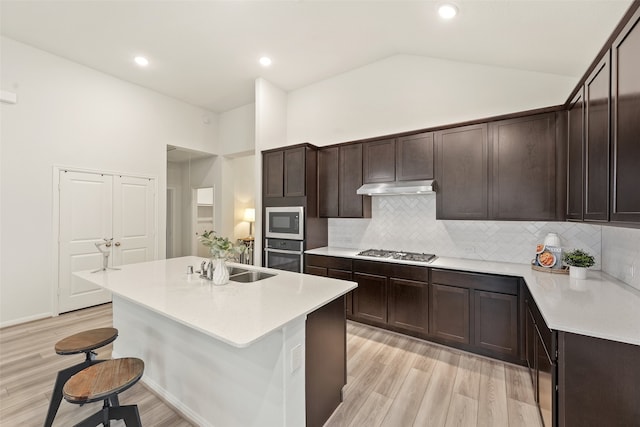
[265,206,304,240]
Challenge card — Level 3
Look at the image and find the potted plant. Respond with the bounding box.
[198,230,247,285]
[563,249,595,279]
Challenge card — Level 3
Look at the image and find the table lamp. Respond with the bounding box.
[244,208,255,238]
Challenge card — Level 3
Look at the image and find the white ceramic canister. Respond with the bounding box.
[543,232,561,247]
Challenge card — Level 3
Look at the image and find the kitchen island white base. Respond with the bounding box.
[112,295,306,427]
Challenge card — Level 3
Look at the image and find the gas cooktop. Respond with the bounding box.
[357,249,436,263]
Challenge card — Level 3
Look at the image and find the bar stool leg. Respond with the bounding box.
[110,405,142,426]
[44,357,103,427]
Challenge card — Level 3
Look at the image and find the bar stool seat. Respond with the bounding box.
[44,327,118,427]
[55,327,118,355]
[63,357,144,427]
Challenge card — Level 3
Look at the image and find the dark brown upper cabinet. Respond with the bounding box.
[263,146,308,199]
[263,150,284,198]
[340,144,371,218]
[284,147,306,197]
[363,138,396,183]
[262,144,318,214]
[611,9,640,223]
[318,147,339,218]
[436,123,489,220]
[567,90,585,221]
[318,144,371,218]
[396,132,434,181]
[584,54,611,222]
[490,113,557,221]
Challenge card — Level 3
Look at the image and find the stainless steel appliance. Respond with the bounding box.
[357,248,436,263]
[265,238,304,273]
[265,206,304,240]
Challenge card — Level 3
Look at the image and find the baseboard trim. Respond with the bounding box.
[0,312,52,329]
[140,376,212,427]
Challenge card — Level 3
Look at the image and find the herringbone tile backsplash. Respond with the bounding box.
[328,195,603,268]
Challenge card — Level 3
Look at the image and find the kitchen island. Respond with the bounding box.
[75,256,357,427]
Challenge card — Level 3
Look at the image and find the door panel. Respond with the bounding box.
[113,176,156,266]
[58,171,113,313]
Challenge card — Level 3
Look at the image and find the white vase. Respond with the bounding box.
[569,266,587,280]
[211,258,229,285]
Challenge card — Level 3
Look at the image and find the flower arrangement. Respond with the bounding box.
[198,230,247,260]
[562,249,595,268]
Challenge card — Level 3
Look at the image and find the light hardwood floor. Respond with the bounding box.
[326,322,542,427]
[0,304,192,427]
[1,304,542,427]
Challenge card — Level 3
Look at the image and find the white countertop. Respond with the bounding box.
[306,247,640,346]
[75,256,357,348]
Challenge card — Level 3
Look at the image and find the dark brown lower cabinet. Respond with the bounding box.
[474,290,518,358]
[388,278,428,334]
[525,288,557,427]
[305,297,346,427]
[353,272,387,324]
[558,332,640,427]
[328,269,353,316]
[305,255,354,316]
[429,283,470,344]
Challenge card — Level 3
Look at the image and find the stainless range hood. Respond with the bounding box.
[356,180,436,196]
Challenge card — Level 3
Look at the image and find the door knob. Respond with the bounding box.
[115,242,121,247]
[105,242,112,247]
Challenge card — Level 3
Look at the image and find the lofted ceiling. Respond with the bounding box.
[0,1,633,113]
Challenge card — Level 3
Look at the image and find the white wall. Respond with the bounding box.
[287,54,577,146]
[232,155,256,240]
[254,78,288,264]
[0,37,218,326]
[219,103,255,156]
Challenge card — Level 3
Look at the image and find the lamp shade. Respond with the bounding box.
[243,208,255,222]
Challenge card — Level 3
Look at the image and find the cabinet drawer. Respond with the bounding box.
[353,260,428,282]
[306,254,352,271]
[305,265,327,277]
[431,269,518,295]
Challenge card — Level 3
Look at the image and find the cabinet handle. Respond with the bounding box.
[115,242,121,247]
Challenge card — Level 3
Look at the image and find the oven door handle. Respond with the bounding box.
[264,248,303,255]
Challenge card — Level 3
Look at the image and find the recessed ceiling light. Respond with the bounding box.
[259,56,272,67]
[134,56,149,67]
[438,3,458,20]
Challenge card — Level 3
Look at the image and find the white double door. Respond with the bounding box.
[58,170,156,313]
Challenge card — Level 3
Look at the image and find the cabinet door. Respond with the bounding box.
[474,291,518,358]
[435,124,489,220]
[396,132,434,181]
[388,278,428,334]
[537,329,554,427]
[284,147,306,197]
[263,151,284,198]
[611,10,640,223]
[329,269,353,316]
[567,90,585,220]
[318,147,339,218]
[558,332,640,427]
[353,272,387,324]
[526,306,537,391]
[429,283,470,344]
[584,55,610,222]
[339,144,370,218]
[490,113,557,220]
[363,139,395,183]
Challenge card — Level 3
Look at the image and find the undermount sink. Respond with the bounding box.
[227,267,250,276]
[229,271,276,283]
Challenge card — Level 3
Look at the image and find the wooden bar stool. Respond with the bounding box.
[44,327,118,427]
[63,357,144,427]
